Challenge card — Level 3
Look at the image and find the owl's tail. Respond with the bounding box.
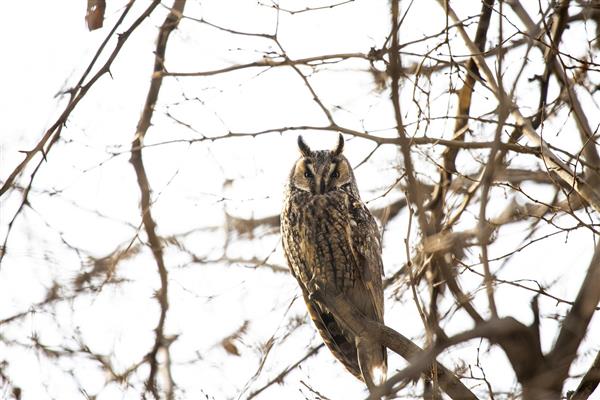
[356,336,387,396]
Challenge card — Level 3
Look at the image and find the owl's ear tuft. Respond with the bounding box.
[333,133,344,156]
[298,135,312,157]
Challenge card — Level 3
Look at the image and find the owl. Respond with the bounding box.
[281,134,387,390]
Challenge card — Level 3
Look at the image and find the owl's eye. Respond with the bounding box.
[331,171,340,178]
[304,171,313,178]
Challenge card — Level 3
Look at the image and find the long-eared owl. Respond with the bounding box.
[281,134,387,390]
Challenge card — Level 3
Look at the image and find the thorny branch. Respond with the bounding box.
[0,0,160,267]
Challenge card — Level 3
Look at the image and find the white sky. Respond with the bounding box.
[1,1,599,399]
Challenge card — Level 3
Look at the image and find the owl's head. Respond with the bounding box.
[289,134,358,196]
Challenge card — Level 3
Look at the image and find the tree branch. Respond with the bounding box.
[310,285,479,400]
[129,1,187,398]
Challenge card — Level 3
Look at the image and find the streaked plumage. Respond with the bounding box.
[281,134,387,390]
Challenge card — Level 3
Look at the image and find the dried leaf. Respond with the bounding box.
[86,0,106,31]
[221,339,240,356]
[220,321,249,356]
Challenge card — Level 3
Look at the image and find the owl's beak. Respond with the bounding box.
[316,177,327,194]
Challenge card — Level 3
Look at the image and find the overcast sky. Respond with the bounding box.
[1,1,599,399]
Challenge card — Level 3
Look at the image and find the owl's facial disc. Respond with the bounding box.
[327,158,352,190]
[292,155,352,194]
[291,134,352,194]
[291,158,315,192]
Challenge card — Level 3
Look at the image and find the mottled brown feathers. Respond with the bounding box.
[297,135,312,157]
[281,135,387,389]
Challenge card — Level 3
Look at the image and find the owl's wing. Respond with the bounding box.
[281,193,364,379]
[349,198,385,321]
[347,198,388,388]
[281,192,385,382]
[290,192,384,322]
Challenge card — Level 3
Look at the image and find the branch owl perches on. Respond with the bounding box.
[281,134,387,392]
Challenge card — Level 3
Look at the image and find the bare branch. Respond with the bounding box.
[549,241,600,385]
[439,0,600,214]
[571,350,600,400]
[129,1,187,397]
[0,0,160,197]
[310,285,479,400]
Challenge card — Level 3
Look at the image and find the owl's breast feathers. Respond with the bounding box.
[281,188,386,381]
